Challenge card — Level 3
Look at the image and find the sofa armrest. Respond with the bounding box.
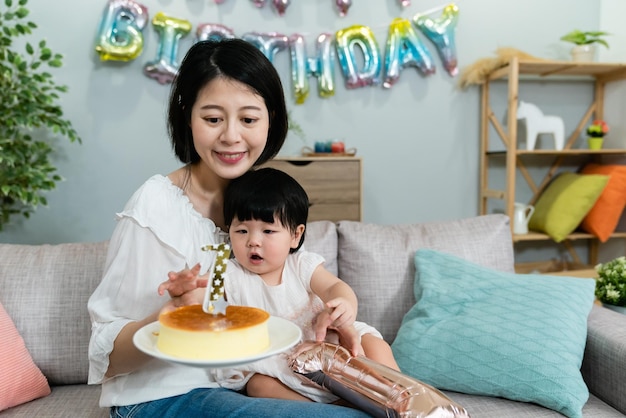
[581,305,626,414]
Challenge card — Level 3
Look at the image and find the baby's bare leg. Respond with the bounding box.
[246,374,311,402]
[361,334,400,371]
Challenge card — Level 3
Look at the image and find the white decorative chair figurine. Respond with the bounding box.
[516,101,565,150]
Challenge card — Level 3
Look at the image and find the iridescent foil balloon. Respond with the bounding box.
[335,25,381,89]
[272,0,290,16]
[143,12,192,84]
[383,18,435,88]
[413,4,460,77]
[336,0,352,17]
[288,33,336,103]
[94,0,149,62]
[241,32,289,63]
[196,23,236,42]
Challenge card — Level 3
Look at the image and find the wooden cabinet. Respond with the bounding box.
[479,58,626,272]
[261,156,362,222]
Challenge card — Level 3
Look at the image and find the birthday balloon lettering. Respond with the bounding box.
[196,23,236,42]
[288,33,336,104]
[241,32,289,63]
[143,12,192,85]
[94,0,148,62]
[413,3,460,77]
[335,25,381,89]
[383,18,435,88]
[93,2,460,98]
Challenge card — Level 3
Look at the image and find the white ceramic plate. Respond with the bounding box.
[133,316,302,368]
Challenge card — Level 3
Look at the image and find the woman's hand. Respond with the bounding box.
[157,263,208,307]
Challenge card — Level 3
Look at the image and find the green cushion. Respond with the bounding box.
[391,249,596,418]
[528,172,608,242]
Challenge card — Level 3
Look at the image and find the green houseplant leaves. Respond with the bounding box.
[0,0,80,231]
[560,30,610,49]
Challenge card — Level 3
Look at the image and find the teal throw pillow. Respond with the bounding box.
[391,249,596,418]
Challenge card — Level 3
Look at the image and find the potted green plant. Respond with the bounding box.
[0,0,81,231]
[560,30,610,62]
[595,256,626,314]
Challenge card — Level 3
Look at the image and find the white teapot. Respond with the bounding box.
[513,202,535,234]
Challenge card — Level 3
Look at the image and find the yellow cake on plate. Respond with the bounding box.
[157,304,270,360]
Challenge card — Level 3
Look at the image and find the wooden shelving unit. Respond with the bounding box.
[479,58,626,272]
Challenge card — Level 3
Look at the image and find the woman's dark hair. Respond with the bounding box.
[168,38,288,166]
[224,168,309,253]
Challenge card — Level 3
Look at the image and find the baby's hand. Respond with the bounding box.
[335,324,365,357]
[324,297,356,329]
[157,263,208,307]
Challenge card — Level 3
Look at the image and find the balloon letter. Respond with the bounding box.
[335,25,381,89]
[196,23,236,42]
[383,18,435,88]
[94,0,148,62]
[288,33,336,104]
[288,34,310,104]
[143,12,192,85]
[413,3,460,77]
[313,33,336,99]
[335,0,352,17]
[241,32,289,63]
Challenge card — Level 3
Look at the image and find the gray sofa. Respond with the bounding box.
[1,214,625,417]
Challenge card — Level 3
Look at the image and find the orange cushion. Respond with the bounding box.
[0,302,50,411]
[580,163,626,242]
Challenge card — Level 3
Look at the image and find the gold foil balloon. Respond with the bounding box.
[290,342,471,418]
[95,0,148,62]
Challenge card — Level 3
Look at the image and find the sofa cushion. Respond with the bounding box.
[336,214,514,342]
[579,163,626,242]
[0,301,51,411]
[0,242,109,385]
[303,221,338,276]
[528,172,608,242]
[392,249,596,418]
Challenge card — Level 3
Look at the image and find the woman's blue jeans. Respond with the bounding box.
[110,387,371,418]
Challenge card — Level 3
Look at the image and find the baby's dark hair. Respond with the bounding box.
[224,168,309,252]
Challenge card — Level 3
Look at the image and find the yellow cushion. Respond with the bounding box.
[528,172,608,242]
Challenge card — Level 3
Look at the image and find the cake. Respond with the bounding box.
[157,304,271,360]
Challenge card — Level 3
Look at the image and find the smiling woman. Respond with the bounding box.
[87,38,370,418]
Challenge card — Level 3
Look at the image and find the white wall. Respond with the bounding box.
[0,0,601,244]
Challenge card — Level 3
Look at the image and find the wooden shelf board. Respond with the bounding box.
[486,149,626,156]
[514,259,593,274]
[514,231,626,242]
[487,60,626,81]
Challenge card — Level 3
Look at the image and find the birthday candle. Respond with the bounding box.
[200,243,231,314]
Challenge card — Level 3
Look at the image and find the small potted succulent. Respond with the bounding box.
[586,119,609,149]
[560,30,610,62]
[595,256,626,314]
